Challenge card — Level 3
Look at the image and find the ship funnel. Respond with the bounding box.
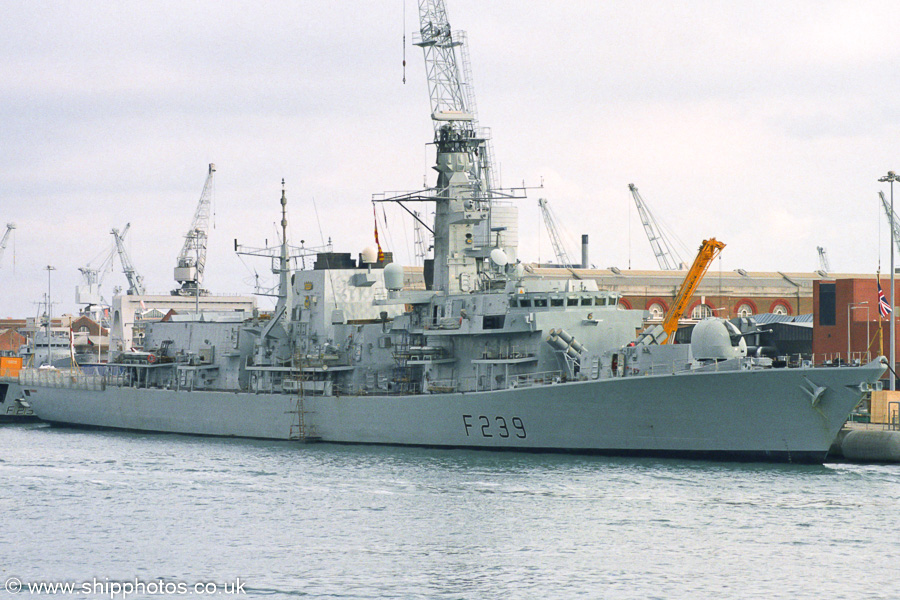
[581,235,589,269]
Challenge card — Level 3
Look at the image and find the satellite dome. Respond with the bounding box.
[383,262,404,291]
[490,248,509,267]
[361,246,378,264]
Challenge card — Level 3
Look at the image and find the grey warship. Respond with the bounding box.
[20,1,886,462]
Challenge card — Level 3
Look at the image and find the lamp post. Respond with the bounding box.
[45,265,55,367]
[848,301,869,365]
[879,171,900,388]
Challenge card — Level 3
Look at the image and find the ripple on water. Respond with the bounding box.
[2,424,900,599]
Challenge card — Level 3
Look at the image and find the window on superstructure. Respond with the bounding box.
[534,298,547,308]
[483,315,505,329]
[567,298,578,306]
[581,297,592,306]
[550,298,563,307]
[519,298,532,308]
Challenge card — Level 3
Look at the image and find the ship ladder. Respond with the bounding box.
[288,373,320,442]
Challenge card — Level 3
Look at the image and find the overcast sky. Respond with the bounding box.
[3,1,900,319]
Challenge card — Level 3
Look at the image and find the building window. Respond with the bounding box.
[647,303,665,321]
[819,283,835,325]
[691,304,713,319]
[737,303,754,318]
[773,304,788,316]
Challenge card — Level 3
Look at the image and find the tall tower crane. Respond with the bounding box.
[76,225,125,307]
[628,184,684,270]
[816,246,830,274]
[415,0,493,197]
[880,191,900,255]
[411,0,520,292]
[173,163,215,296]
[537,198,575,266]
[112,223,145,296]
[0,223,16,267]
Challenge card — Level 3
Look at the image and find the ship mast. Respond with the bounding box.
[251,180,295,364]
[415,0,495,293]
[275,179,293,323]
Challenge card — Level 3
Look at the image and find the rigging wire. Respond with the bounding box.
[311,195,338,295]
[378,203,395,259]
[402,0,407,84]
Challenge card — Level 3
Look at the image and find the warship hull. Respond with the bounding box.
[0,380,38,422]
[22,360,884,463]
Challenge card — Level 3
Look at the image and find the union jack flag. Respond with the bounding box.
[878,275,892,319]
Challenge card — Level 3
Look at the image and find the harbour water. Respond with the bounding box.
[2,423,899,599]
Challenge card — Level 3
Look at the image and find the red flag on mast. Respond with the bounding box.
[373,205,385,262]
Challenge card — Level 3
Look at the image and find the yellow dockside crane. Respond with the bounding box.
[637,238,726,345]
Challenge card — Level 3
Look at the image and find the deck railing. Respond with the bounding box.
[19,369,105,391]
